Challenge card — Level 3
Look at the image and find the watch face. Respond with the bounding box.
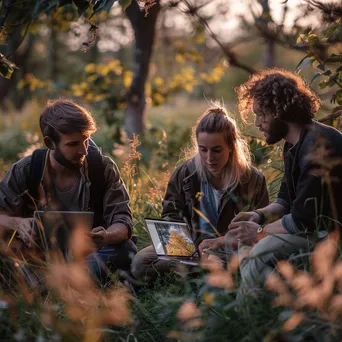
[257,226,263,233]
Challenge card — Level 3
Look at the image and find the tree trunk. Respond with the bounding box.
[258,0,276,68]
[264,39,275,68]
[49,26,58,82]
[124,0,161,139]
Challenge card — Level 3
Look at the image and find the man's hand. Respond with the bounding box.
[90,226,108,248]
[198,237,225,255]
[228,221,260,246]
[230,211,260,224]
[15,218,34,246]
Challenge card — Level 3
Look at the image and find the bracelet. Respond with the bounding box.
[253,210,266,225]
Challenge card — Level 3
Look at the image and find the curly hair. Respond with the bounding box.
[235,68,321,125]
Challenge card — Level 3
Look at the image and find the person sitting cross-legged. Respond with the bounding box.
[130,102,269,283]
[200,69,342,295]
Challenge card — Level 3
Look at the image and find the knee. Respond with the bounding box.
[131,246,157,280]
[249,235,278,259]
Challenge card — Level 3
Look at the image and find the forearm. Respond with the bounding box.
[256,202,288,224]
[264,218,288,235]
[106,223,129,244]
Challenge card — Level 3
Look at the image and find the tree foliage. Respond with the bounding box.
[0,0,129,78]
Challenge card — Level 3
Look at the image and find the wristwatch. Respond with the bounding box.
[253,210,266,225]
[256,225,268,242]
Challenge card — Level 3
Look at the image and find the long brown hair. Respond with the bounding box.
[185,101,251,190]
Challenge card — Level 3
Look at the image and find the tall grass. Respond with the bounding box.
[0,107,341,341]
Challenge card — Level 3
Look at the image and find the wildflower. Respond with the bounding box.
[311,230,339,280]
[177,302,201,321]
[282,312,305,332]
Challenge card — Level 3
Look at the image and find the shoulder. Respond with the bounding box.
[245,165,265,184]
[171,159,196,180]
[300,121,342,165]
[303,121,342,147]
[10,155,33,177]
[101,155,121,176]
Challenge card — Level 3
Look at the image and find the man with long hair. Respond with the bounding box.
[226,68,342,292]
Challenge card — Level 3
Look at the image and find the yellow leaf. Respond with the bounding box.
[85,63,96,73]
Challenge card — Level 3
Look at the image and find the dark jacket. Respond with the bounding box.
[162,158,269,243]
[277,120,342,233]
[0,150,133,236]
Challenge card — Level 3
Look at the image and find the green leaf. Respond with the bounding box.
[335,90,342,105]
[0,57,18,79]
[33,0,59,19]
[319,80,328,89]
[316,63,327,72]
[325,24,339,38]
[296,55,314,73]
[119,0,131,11]
[308,34,319,45]
[73,0,90,16]
[325,54,342,63]
[93,0,117,13]
[311,72,322,84]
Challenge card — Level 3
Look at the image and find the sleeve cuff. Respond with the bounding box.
[274,198,290,212]
[281,214,300,234]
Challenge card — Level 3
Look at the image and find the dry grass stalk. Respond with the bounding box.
[266,231,342,332]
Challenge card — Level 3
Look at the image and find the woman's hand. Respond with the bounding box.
[198,237,225,255]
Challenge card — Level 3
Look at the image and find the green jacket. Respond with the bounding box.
[162,159,269,243]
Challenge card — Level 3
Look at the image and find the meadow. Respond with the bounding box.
[0,99,341,342]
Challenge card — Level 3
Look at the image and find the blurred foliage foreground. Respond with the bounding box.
[0,128,341,342]
[0,2,341,340]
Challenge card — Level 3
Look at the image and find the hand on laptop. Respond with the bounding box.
[90,226,108,247]
[198,237,225,255]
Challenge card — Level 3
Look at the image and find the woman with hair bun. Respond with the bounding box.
[130,102,269,282]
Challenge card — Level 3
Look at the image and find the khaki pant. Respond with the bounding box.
[239,234,315,294]
[132,234,316,291]
[131,245,174,281]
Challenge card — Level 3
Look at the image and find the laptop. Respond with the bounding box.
[33,211,94,255]
[144,218,200,266]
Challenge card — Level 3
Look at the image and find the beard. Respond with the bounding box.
[54,147,85,170]
[265,118,289,145]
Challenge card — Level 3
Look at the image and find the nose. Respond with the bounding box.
[207,151,214,162]
[79,140,88,156]
[255,115,261,128]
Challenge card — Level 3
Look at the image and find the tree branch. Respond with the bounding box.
[0,0,13,30]
[180,0,256,74]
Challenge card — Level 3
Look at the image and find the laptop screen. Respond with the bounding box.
[144,218,196,257]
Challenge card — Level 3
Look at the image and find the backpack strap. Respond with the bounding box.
[24,148,48,217]
[26,141,106,228]
[87,139,106,228]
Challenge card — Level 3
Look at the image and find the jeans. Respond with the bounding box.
[87,239,137,284]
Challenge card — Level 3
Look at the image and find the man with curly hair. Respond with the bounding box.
[204,68,342,293]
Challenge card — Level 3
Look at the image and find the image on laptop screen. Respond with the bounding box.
[145,219,196,257]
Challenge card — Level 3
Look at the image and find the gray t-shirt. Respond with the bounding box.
[54,176,82,211]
